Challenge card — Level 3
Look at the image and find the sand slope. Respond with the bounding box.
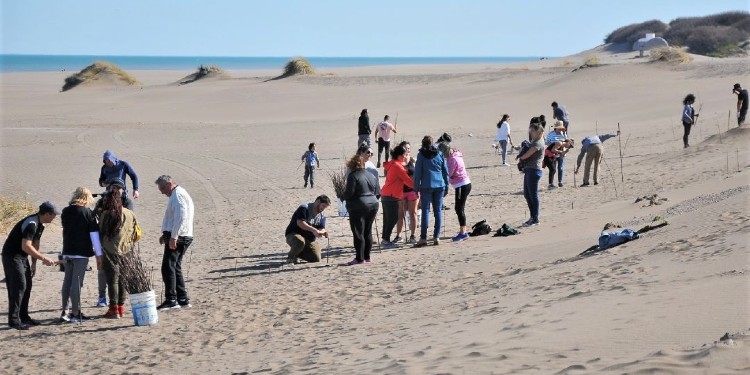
[1,51,749,374]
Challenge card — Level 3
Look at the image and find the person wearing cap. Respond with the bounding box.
[551,102,570,131]
[374,115,397,168]
[734,83,748,126]
[357,109,372,148]
[155,175,195,310]
[99,150,140,205]
[2,201,59,330]
[285,195,330,264]
[60,187,103,322]
[574,131,620,186]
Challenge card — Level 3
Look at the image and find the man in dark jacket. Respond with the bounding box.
[99,150,140,203]
[2,202,59,330]
[734,83,748,126]
[357,109,371,148]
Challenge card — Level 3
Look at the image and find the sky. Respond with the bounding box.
[1,0,747,57]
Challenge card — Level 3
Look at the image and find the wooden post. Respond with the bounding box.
[617,123,624,183]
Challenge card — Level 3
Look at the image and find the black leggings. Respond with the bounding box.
[377,138,390,164]
[381,197,399,241]
[454,183,472,227]
[545,157,556,185]
[682,122,692,146]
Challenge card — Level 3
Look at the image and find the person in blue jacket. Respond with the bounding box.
[98,150,140,202]
[412,135,449,248]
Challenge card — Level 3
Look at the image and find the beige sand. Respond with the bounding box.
[1,48,749,374]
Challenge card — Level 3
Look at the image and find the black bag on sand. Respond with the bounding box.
[493,223,520,237]
[469,220,492,237]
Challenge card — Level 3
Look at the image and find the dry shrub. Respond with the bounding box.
[62,61,140,91]
[605,19,668,44]
[283,57,315,77]
[584,55,600,66]
[0,196,34,234]
[328,167,347,199]
[649,47,693,64]
[178,64,229,85]
[685,26,747,56]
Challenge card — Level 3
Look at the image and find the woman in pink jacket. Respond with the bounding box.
[438,143,472,242]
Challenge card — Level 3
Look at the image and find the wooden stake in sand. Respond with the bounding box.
[728,110,731,132]
[601,156,619,197]
[738,149,741,172]
[617,123,624,183]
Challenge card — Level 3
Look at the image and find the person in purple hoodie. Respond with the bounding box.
[438,143,472,242]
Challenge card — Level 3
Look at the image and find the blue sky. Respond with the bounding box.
[1,0,746,57]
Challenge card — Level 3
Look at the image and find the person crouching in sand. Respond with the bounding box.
[285,195,330,264]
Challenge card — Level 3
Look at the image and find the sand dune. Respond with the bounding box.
[1,48,749,374]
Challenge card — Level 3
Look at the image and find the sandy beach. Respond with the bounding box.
[1,47,749,374]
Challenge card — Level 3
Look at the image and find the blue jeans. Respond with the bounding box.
[556,157,564,184]
[498,140,508,164]
[523,169,542,222]
[420,188,444,240]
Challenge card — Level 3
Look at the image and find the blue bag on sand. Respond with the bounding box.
[598,229,639,251]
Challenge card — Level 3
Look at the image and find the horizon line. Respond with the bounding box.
[0,53,551,59]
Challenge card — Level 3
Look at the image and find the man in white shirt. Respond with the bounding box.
[374,115,397,168]
[155,175,195,310]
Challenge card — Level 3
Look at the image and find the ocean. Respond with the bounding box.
[0,55,542,73]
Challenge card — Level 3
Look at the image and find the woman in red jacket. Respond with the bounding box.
[380,145,413,248]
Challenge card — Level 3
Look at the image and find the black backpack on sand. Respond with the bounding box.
[470,220,492,237]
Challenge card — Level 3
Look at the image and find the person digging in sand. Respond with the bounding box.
[574,130,620,186]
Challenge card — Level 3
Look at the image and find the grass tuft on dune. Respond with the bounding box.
[62,61,140,92]
[649,47,693,64]
[178,64,229,85]
[283,57,315,77]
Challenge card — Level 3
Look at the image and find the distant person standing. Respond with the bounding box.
[99,150,139,208]
[155,175,195,310]
[734,83,748,126]
[494,114,513,166]
[374,115,397,168]
[681,94,699,148]
[301,142,320,189]
[2,202,59,330]
[357,109,372,147]
[413,136,449,247]
[518,124,545,227]
[574,131,620,186]
[551,102,570,131]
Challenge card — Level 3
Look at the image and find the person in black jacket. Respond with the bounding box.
[357,109,371,148]
[341,153,380,265]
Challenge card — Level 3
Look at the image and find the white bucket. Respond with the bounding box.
[129,290,158,326]
[337,198,348,217]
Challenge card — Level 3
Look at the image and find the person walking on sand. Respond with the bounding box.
[551,101,570,131]
[518,124,545,227]
[544,121,570,188]
[60,187,103,323]
[2,202,59,330]
[395,141,418,244]
[99,150,139,209]
[381,145,414,248]
[285,195,330,264]
[358,109,372,147]
[495,114,513,166]
[98,187,138,319]
[155,175,195,310]
[574,131,620,186]
[681,94,699,148]
[733,83,748,126]
[342,153,380,265]
[374,115,397,168]
[413,136,449,247]
[301,142,321,189]
[438,143,472,241]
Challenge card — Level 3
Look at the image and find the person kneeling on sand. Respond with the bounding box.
[285,195,330,264]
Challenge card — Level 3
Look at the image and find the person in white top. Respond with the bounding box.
[155,175,195,310]
[494,114,513,166]
[374,115,397,168]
